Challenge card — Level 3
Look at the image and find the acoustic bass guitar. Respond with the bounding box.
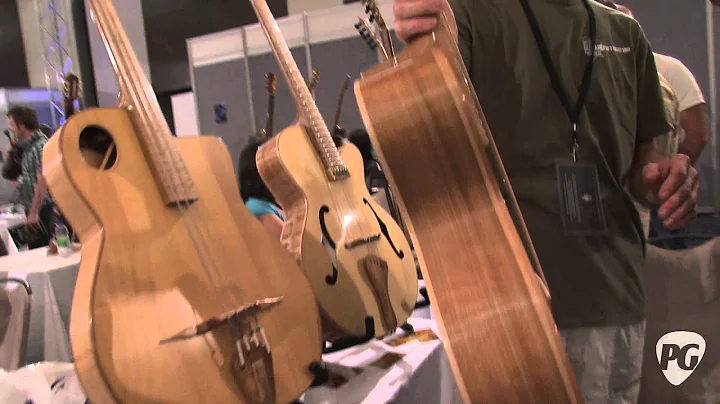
[42,0,322,402]
[354,1,583,403]
[249,0,418,341]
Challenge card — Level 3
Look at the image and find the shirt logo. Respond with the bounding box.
[582,37,631,58]
[656,331,706,386]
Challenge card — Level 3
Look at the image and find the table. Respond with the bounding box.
[0,247,80,365]
[301,283,462,404]
[0,212,25,255]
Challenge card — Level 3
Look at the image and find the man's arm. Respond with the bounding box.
[627,24,698,229]
[627,140,668,206]
[677,103,709,164]
[28,169,48,222]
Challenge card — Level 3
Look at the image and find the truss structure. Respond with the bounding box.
[34,0,78,128]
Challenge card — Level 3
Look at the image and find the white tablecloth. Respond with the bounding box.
[0,212,26,255]
[0,247,81,365]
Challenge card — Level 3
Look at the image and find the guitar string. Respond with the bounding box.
[91,0,248,350]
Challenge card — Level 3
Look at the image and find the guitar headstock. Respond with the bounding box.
[355,18,388,61]
[360,0,385,28]
[265,72,277,96]
[308,68,320,94]
[62,73,81,119]
[359,0,394,60]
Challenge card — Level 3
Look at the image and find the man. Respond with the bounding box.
[6,106,54,247]
[393,0,698,402]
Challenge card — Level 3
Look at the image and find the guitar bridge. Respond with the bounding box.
[159,297,282,403]
[232,324,275,404]
[345,234,381,250]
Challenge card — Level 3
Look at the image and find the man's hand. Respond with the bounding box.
[641,154,699,229]
[394,0,447,43]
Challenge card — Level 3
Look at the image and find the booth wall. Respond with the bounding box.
[193,59,251,173]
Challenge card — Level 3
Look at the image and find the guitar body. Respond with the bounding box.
[43,108,322,404]
[257,126,417,338]
[355,15,583,404]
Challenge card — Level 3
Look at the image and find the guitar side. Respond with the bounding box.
[355,35,583,404]
[257,126,418,338]
[43,108,322,404]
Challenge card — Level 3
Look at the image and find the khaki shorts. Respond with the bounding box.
[559,321,647,404]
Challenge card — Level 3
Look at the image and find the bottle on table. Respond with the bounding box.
[55,219,70,256]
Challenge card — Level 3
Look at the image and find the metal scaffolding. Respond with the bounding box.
[35,0,78,129]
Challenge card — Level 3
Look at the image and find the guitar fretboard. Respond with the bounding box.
[250,0,348,180]
[89,0,199,204]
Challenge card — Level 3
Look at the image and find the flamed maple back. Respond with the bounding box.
[41,0,322,402]
[354,6,584,404]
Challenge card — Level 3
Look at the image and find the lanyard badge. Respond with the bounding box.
[520,0,608,235]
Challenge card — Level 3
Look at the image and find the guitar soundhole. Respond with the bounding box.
[79,125,117,170]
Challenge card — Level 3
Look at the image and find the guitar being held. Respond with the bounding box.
[387,0,698,402]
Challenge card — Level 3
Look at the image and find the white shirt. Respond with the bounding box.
[654,53,705,111]
[653,53,706,144]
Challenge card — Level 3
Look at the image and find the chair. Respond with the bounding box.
[0,278,33,371]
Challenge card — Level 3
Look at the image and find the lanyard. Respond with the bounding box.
[519,0,597,162]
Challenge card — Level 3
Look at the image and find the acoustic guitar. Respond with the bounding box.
[41,0,322,402]
[249,0,418,341]
[261,72,277,139]
[354,1,583,403]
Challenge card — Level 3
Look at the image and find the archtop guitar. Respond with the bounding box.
[249,0,418,341]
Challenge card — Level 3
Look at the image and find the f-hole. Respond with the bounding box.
[79,125,117,170]
[319,206,339,285]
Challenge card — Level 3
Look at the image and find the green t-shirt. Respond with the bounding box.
[449,0,670,328]
[18,130,52,213]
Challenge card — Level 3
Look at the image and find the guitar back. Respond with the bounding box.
[355,15,583,404]
[43,108,322,403]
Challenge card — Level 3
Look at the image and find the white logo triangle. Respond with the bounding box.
[656,331,706,386]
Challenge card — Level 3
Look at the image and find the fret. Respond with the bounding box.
[250,0,348,180]
[89,0,199,204]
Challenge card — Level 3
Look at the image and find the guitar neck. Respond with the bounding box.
[88,0,198,204]
[250,0,348,180]
[265,94,275,137]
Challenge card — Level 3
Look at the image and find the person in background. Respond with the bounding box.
[237,136,284,239]
[617,3,709,246]
[6,106,55,246]
[393,0,699,402]
[616,4,709,165]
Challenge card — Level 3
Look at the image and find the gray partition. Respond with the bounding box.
[193,58,251,173]
[308,30,405,137]
[250,47,308,137]
[309,36,379,136]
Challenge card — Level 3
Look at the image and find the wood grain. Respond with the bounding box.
[354,10,583,404]
[43,107,322,404]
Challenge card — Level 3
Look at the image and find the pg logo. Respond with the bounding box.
[656,331,706,386]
